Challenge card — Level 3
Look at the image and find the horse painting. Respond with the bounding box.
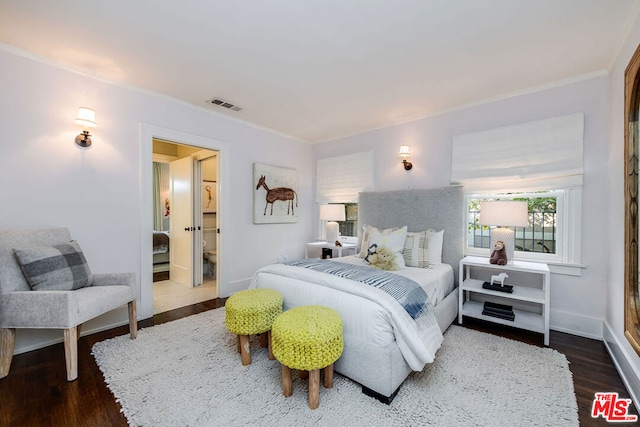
[256,175,298,215]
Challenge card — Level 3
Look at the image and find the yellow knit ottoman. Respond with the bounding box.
[225,288,283,366]
[271,305,343,409]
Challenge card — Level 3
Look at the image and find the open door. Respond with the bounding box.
[169,156,195,287]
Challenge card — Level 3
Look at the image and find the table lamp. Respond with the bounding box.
[479,201,529,264]
[320,204,346,244]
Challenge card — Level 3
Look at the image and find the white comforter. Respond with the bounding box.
[249,261,445,371]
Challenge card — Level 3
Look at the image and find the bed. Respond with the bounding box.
[153,231,170,271]
[250,186,464,402]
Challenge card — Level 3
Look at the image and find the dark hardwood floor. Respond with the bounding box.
[0,304,636,426]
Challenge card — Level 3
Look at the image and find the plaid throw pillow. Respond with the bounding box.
[13,241,93,291]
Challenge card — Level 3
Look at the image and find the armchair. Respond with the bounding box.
[0,228,137,381]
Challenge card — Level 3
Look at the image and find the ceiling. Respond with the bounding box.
[0,0,638,143]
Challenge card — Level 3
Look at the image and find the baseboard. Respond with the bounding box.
[603,321,640,408]
[224,277,252,297]
[549,308,603,340]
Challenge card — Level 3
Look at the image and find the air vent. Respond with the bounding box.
[207,97,242,112]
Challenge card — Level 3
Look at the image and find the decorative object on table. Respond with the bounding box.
[253,163,298,224]
[489,240,508,265]
[321,248,332,259]
[482,301,515,321]
[319,204,345,243]
[479,200,529,264]
[202,180,216,213]
[335,240,342,247]
[482,272,514,293]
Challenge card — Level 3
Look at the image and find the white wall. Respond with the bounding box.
[0,49,313,354]
[605,12,640,406]
[313,74,610,339]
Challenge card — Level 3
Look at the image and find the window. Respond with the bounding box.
[337,203,358,238]
[316,151,373,239]
[465,189,581,265]
[452,113,584,269]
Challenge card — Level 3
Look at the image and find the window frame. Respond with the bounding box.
[464,188,582,268]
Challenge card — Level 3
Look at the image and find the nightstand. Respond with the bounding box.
[458,256,551,345]
[305,242,357,259]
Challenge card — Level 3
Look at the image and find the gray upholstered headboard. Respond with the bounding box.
[358,186,464,284]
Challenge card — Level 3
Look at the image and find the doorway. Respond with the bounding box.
[152,138,219,314]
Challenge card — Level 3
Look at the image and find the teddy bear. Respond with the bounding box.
[366,245,399,271]
[364,243,378,264]
[490,240,508,265]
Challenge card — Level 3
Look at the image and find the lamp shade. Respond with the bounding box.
[319,204,346,221]
[479,201,529,227]
[398,145,410,158]
[75,107,97,128]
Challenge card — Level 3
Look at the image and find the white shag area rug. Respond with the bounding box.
[92,308,578,427]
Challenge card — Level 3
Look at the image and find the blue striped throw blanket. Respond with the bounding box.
[286,259,429,319]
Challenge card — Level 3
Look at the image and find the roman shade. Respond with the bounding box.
[316,151,374,203]
[451,113,584,193]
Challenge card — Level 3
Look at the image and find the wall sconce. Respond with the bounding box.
[74,107,97,147]
[399,145,413,170]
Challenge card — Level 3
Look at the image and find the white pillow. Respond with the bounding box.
[368,226,407,268]
[358,225,398,258]
[427,229,444,265]
[403,231,429,268]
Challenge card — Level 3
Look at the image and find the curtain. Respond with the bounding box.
[316,151,374,203]
[152,162,163,231]
[451,113,584,193]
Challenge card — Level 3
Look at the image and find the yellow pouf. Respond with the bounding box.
[225,288,283,366]
[271,305,343,409]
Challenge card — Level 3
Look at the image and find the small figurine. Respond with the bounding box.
[491,272,509,287]
[490,240,508,265]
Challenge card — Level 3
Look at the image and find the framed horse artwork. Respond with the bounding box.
[253,163,299,224]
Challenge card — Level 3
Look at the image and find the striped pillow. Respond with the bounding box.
[403,231,430,268]
[13,241,93,291]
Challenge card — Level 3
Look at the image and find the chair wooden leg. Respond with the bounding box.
[128,300,138,339]
[309,369,320,409]
[282,364,292,397]
[76,324,82,340]
[0,328,16,379]
[63,327,78,381]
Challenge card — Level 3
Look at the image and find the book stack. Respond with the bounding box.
[482,301,515,321]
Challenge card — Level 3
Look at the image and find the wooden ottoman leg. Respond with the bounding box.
[324,363,334,388]
[299,370,309,380]
[267,330,274,360]
[309,369,320,409]
[239,335,251,365]
[282,364,293,397]
[259,332,267,348]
